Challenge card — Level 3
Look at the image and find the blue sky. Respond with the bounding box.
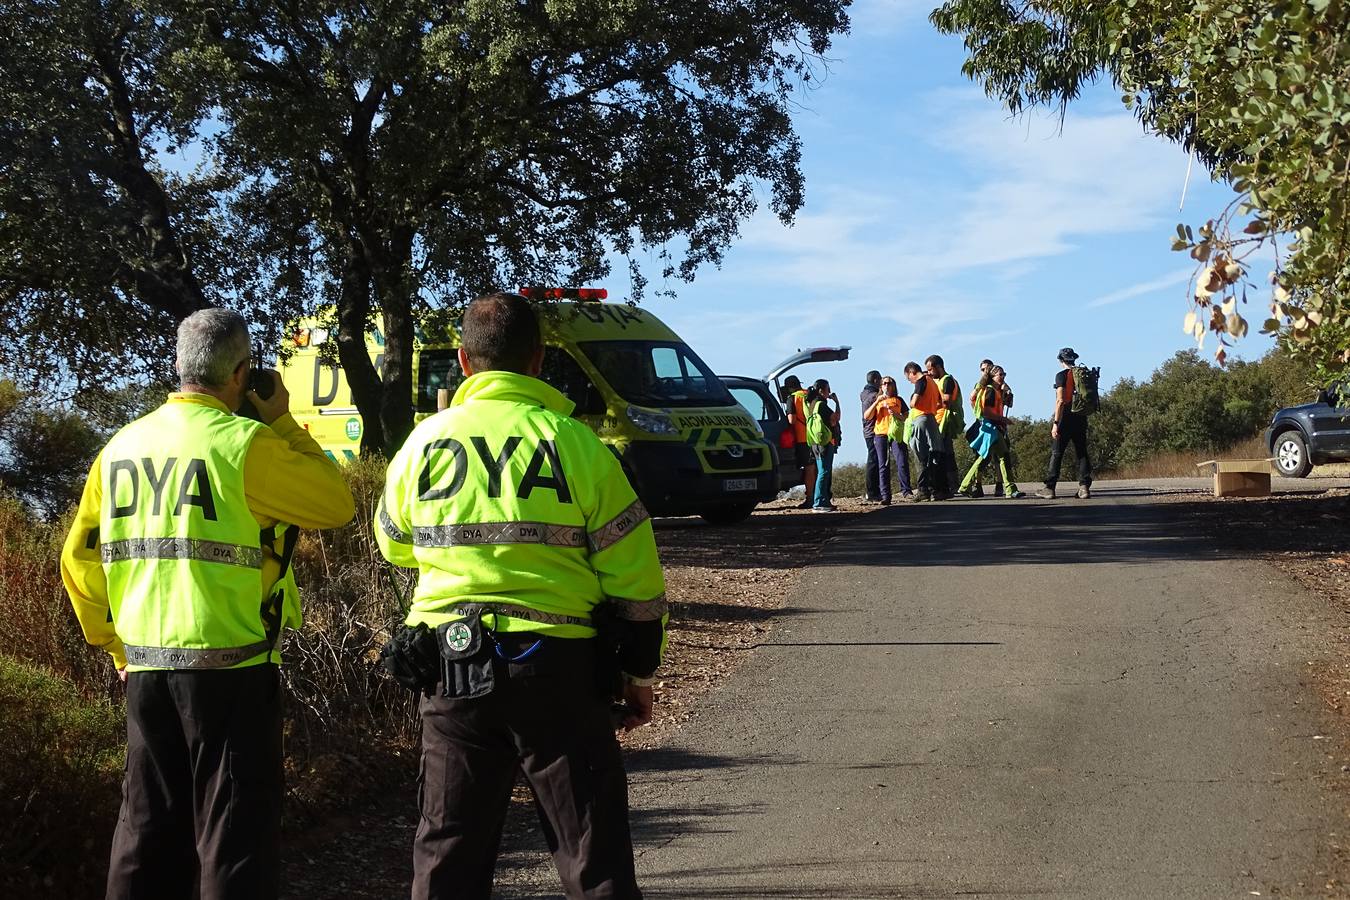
[636,0,1270,465]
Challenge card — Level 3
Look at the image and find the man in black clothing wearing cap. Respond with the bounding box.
[1035,347,1093,499]
[860,370,883,503]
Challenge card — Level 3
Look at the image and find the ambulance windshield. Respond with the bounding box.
[579,340,733,408]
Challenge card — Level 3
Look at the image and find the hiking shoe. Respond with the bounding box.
[796,500,813,509]
[1033,487,1056,499]
[812,504,837,512]
[1076,485,1091,499]
[955,488,976,499]
[900,491,915,500]
[972,484,985,498]
[912,492,932,502]
[1006,490,1026,499]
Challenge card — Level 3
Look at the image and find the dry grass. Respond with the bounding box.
[0,497,118,698]
[1104,434,1350,480]
[0,460,422,880]
[1103,435,1271,479]
[279,456,422,823]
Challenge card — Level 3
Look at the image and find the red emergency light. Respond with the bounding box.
[518,287,608,301]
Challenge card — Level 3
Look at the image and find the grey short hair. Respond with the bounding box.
[176,308,251,388]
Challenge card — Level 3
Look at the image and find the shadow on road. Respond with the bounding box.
[655,493,1350,570]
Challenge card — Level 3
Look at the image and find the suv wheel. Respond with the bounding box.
[1273,430,1313,478]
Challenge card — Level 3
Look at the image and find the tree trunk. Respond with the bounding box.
[374,227,416,456]
[335,236,387,456]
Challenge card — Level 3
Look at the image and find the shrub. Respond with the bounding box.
[0,656,124,899]
[0,496,116,695]
[279,454,420,820]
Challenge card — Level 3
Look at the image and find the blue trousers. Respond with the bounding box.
[812,444,836,508]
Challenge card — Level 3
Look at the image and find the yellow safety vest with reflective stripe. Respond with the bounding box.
[100,402,283,670]
[375,370,667,637]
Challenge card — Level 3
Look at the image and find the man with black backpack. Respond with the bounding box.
[1035,347,1097,500]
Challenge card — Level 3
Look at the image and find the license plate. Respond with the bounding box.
[723,478,758,492]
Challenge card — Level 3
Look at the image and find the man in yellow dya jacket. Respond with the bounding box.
[61,308,355,900]
[375,292,667,900]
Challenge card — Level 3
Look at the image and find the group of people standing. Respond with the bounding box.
[782,347,1096,509]
[855,355,1022,503]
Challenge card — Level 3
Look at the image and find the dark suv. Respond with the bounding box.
[1265,381,1350,477]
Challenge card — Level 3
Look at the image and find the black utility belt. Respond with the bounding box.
[379,610,589,699]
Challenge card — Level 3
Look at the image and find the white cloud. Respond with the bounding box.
[1086,269,1193,308]
[717,98,1195,307]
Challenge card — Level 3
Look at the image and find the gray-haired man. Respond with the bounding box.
[61,308,355,899]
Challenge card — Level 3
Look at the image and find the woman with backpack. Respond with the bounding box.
[804,379,841,511]
[864,376,912,504]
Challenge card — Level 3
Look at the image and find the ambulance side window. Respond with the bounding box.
[416,350,465,413]
[540,347,605,416]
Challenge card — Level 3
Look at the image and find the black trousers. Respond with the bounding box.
[107,664,283,900]
[413,637,641,900]
[1045,413,1093,487]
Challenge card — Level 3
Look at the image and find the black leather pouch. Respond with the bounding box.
[436,610,495,699]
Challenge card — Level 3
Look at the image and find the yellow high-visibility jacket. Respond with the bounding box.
[375,370,667,639]
[61,393,356,670]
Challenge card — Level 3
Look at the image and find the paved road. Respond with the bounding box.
[626,483,1346,898]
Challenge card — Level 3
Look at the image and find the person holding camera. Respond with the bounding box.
[60,308,355,900]
[802,378,841,511]
[864,375,912,503]
[374,292,667,899]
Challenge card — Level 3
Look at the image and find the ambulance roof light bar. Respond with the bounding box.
[518,287,608,301]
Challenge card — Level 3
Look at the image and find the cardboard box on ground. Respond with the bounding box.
[1196,458,1273,498]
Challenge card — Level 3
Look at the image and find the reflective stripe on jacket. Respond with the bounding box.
[375,370,667,639]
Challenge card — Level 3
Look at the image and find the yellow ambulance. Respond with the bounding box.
[279,290,777,523]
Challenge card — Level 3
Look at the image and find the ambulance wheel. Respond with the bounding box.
[700,502,757,526]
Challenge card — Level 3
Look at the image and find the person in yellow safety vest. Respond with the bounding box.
[957,366,1025,499]
[967,358,1016,496]
[782,373,816,508]
[60,308,355,900]
[924,354,962,499]
[374,292,667,900]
